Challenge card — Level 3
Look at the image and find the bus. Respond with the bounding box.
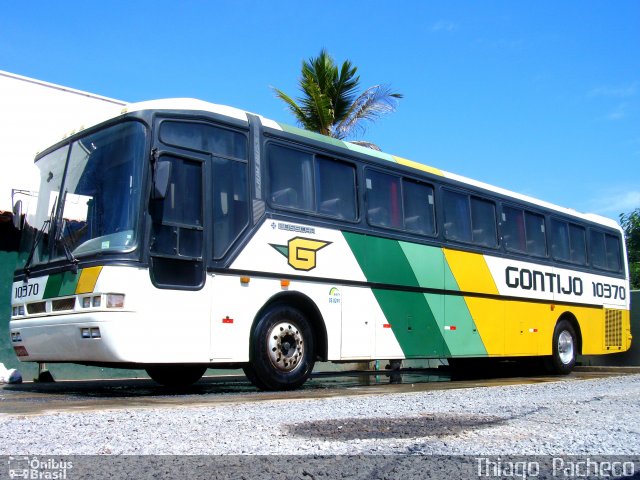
[9,99,631,390]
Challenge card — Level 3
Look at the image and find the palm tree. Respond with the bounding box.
[273,49,402,140]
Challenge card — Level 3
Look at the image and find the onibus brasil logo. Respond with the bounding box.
[270,237,331,271]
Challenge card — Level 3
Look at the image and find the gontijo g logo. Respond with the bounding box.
[270,237,331,271]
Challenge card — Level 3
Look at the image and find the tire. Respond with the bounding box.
[246,305,315,391]
[546,320,577,375]
[146,364,207,387]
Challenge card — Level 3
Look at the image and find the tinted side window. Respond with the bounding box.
[551,220,570,261]
[525,211,547,257]
[470,197,497,247]
[503,206,526,252]
[443,190,471,243]
[605,234,622,271]
[268,145,314,211]
[591,230,622,271]
[552,219,586,265]
[316,156,357,220]
[160,121,247,159]
[503,207,546,256]
[569,224,586,265]
[366,171,402,228]
[403,179,436,236]
[212,157,248,258]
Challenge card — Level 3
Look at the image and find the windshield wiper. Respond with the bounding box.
[23,218,50,280]
[23,198,58,280]
[57,219,79,274]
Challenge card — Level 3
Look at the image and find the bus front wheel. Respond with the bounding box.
[545,320,577,375]
[244,305,315,391]
[146,365,207,387]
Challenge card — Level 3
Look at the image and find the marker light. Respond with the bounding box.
[92,296,101,307]
[81,328,91,338]
[82,297,92,308]
[240,276,250,285]
[106,294,125,309]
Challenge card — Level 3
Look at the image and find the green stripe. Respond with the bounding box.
[343,232,448,357]
[277,123,346,148]
[344,232,487,358]
[43,270,81,298]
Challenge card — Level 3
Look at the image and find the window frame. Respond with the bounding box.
[589,228,623,273]
[265,141,359,223]
[500,204,548,258]
[364,167,437,238]
[442,187,499,249]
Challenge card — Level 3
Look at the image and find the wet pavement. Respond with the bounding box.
[0,367,631,417]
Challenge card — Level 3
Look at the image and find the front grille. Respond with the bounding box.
[26,302,46,314]
[52,297,76,312]
[604,309,623,348]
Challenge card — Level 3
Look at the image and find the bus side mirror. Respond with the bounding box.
[12,200,23,230]
[153,160,172,200]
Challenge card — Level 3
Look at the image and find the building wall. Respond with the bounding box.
[0,70,126,212]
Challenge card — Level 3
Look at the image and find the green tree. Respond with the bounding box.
[273,49,402,140]
[620,208,640,289]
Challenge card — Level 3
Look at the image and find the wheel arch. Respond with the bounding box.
[556,311,583,355]
[252,291,328,361]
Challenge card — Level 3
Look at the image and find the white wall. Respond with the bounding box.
[0,71,126,212]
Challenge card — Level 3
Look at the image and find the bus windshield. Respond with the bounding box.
[18,121,146,271]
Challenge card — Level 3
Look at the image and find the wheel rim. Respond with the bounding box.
[267,321,304,372]
[557,330,574,365]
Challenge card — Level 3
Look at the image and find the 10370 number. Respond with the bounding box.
[14,283,40,299]
[592,282,626,300]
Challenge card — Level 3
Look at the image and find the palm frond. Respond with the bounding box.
[335,84,403,139]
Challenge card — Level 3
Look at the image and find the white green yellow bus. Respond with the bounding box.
[9,99,631,389]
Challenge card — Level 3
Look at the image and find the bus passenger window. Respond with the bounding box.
[525,211,546,257]
[569,224,586,265]
[470,197,497,247]
[403,179,436,236]
[366,170,402,228]
[605,234,622,271]
[443,190,471,243]
[212,156,248,258]
[316,157,356,220]
[268,145,313,211]
[551,220,570,261]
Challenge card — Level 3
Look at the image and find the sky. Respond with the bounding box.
[1,1,638,222]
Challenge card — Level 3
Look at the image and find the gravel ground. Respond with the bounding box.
[0,374,639,456]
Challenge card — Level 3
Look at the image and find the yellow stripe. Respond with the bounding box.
[443,249,504,354]
[75,266,103,294]
[393,156,443,176]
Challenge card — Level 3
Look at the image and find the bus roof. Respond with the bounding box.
[123,98,619,231]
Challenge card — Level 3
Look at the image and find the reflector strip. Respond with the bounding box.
[223,317,234,324]
[529,328,538,333]
[445,325,457,331]
[383,323,391,328]
[76,266,103,294]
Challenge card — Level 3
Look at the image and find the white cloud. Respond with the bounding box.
[606,103,628,121]
[588,83,638,98]
[431,20,458,33]
[589,190,640,218]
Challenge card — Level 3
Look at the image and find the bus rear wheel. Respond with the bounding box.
[545,320,577,375]
[244,305,315,391]
[146,365,207,387]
